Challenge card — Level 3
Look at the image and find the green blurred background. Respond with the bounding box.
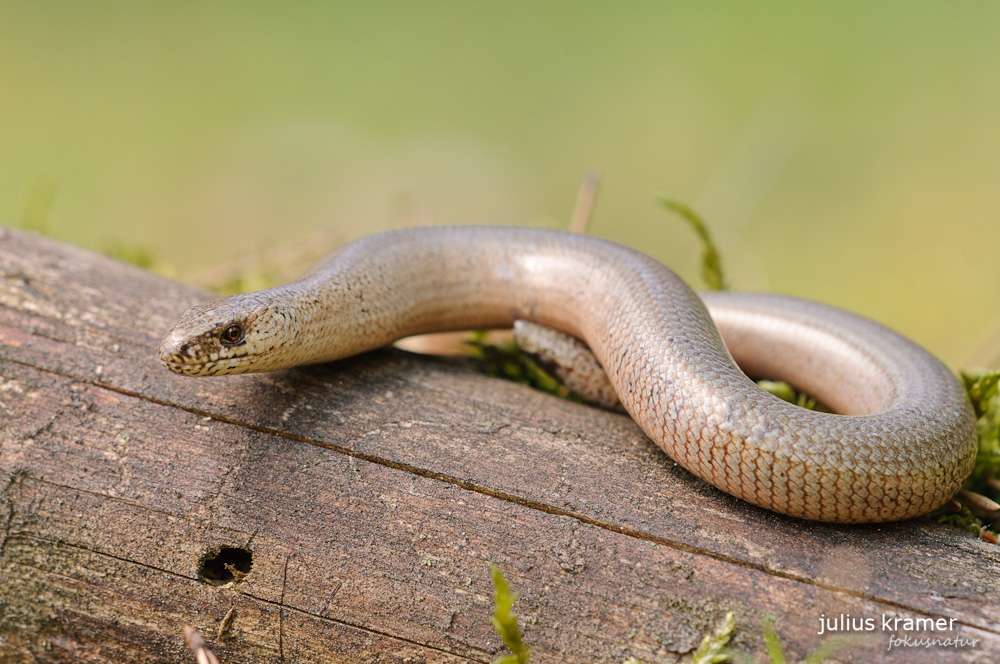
[3,1,998,365]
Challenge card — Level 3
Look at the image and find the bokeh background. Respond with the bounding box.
[3,1,999,366]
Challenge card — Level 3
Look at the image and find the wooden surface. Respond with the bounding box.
[1,226,998,663]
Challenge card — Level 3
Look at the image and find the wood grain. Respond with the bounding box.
[1,227,998,663]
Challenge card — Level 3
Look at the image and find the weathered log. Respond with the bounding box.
[1,226,997,663]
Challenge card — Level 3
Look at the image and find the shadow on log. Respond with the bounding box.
[1,227,998,663]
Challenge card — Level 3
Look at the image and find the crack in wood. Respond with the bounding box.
[279,553,289,662]
[0,467,27,560]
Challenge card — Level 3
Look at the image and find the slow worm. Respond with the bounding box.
[160,227,976,523]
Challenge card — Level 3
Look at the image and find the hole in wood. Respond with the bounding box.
[198,546,253,586]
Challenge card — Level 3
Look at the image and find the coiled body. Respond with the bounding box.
[160,227,977,522]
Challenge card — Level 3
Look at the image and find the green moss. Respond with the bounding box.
[931,505,983,537]
[490,564,531,664]
[690,611,736,664]
[465,332,585,403]
[961,369,1000,485]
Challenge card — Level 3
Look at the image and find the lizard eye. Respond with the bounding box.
[220,323,245,346]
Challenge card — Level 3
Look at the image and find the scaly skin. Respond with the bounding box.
[159,227,977,523]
